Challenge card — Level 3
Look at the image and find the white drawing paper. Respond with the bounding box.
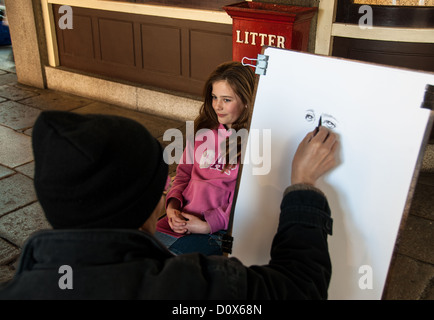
[231,47,433,300]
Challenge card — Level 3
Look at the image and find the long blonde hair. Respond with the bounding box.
[194,61,256,170]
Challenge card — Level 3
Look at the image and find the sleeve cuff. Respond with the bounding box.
[280,185,333,235]
[283,183,326,198]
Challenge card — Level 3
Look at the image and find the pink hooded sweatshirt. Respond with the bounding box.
[156,124,239,238]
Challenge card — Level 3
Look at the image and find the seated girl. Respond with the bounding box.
[154,61,255,255]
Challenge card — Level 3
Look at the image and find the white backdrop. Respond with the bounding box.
[231,47,434,299]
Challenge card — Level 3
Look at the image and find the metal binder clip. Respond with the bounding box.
[241,54,269,75]
[421,84,434,110]
[221,234,234,254]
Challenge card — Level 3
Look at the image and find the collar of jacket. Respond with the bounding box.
[15,229,174,274]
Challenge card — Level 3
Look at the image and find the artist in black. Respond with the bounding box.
[0,111,338,299]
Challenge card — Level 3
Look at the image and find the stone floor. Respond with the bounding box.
[0,45,433,299]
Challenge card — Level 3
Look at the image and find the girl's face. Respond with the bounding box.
[212,80,245,129]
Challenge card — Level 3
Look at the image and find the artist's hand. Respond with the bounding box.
[291,126,338,186]
[181,212,211,235]
[166,199,188,234]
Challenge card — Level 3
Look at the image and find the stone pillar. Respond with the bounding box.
[4,0,47,88]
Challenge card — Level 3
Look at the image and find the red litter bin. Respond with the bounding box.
[223,2,317,62]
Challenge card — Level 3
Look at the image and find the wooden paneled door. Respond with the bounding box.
[53,5,233,97]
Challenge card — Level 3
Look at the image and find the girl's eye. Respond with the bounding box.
[224,99,232,103]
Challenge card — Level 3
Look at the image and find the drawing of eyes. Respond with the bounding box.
[305,110,315,123]
[321,114,338,130]
[322,119,337,129]
[304,109,338,130]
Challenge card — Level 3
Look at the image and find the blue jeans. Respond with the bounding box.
[154,231,225,256]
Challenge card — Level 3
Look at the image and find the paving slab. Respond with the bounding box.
[0,265,16,284]
[23,127,33,137]
[384,254,434,299]
[0,73,17,86]
[0,125,33,168]
[14,161,34,179]
[74,101,185,139]
[0,101,41,131]
[0,238,19,266]
[0,173,37,218]
[0,202,51,248]
[20,91,93,111]
[423,280,434,299]
[0,47,16,74]
[418,172,434,187]
[0,84,39,101]
[0,165,14,179]
[395,214,434,265]
[421,144,433,172]
[13,83,47,96]
[408,182,434,220]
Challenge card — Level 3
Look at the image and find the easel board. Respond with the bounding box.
[230,47,434,300]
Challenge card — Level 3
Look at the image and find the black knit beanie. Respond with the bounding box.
[32,111,168,229]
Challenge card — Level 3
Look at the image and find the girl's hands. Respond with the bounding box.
[180,213,211,235]
[167,208,188,234]
[166,199,187,234]
[166,198,211,234]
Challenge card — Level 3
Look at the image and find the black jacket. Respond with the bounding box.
[0,187,332,299]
